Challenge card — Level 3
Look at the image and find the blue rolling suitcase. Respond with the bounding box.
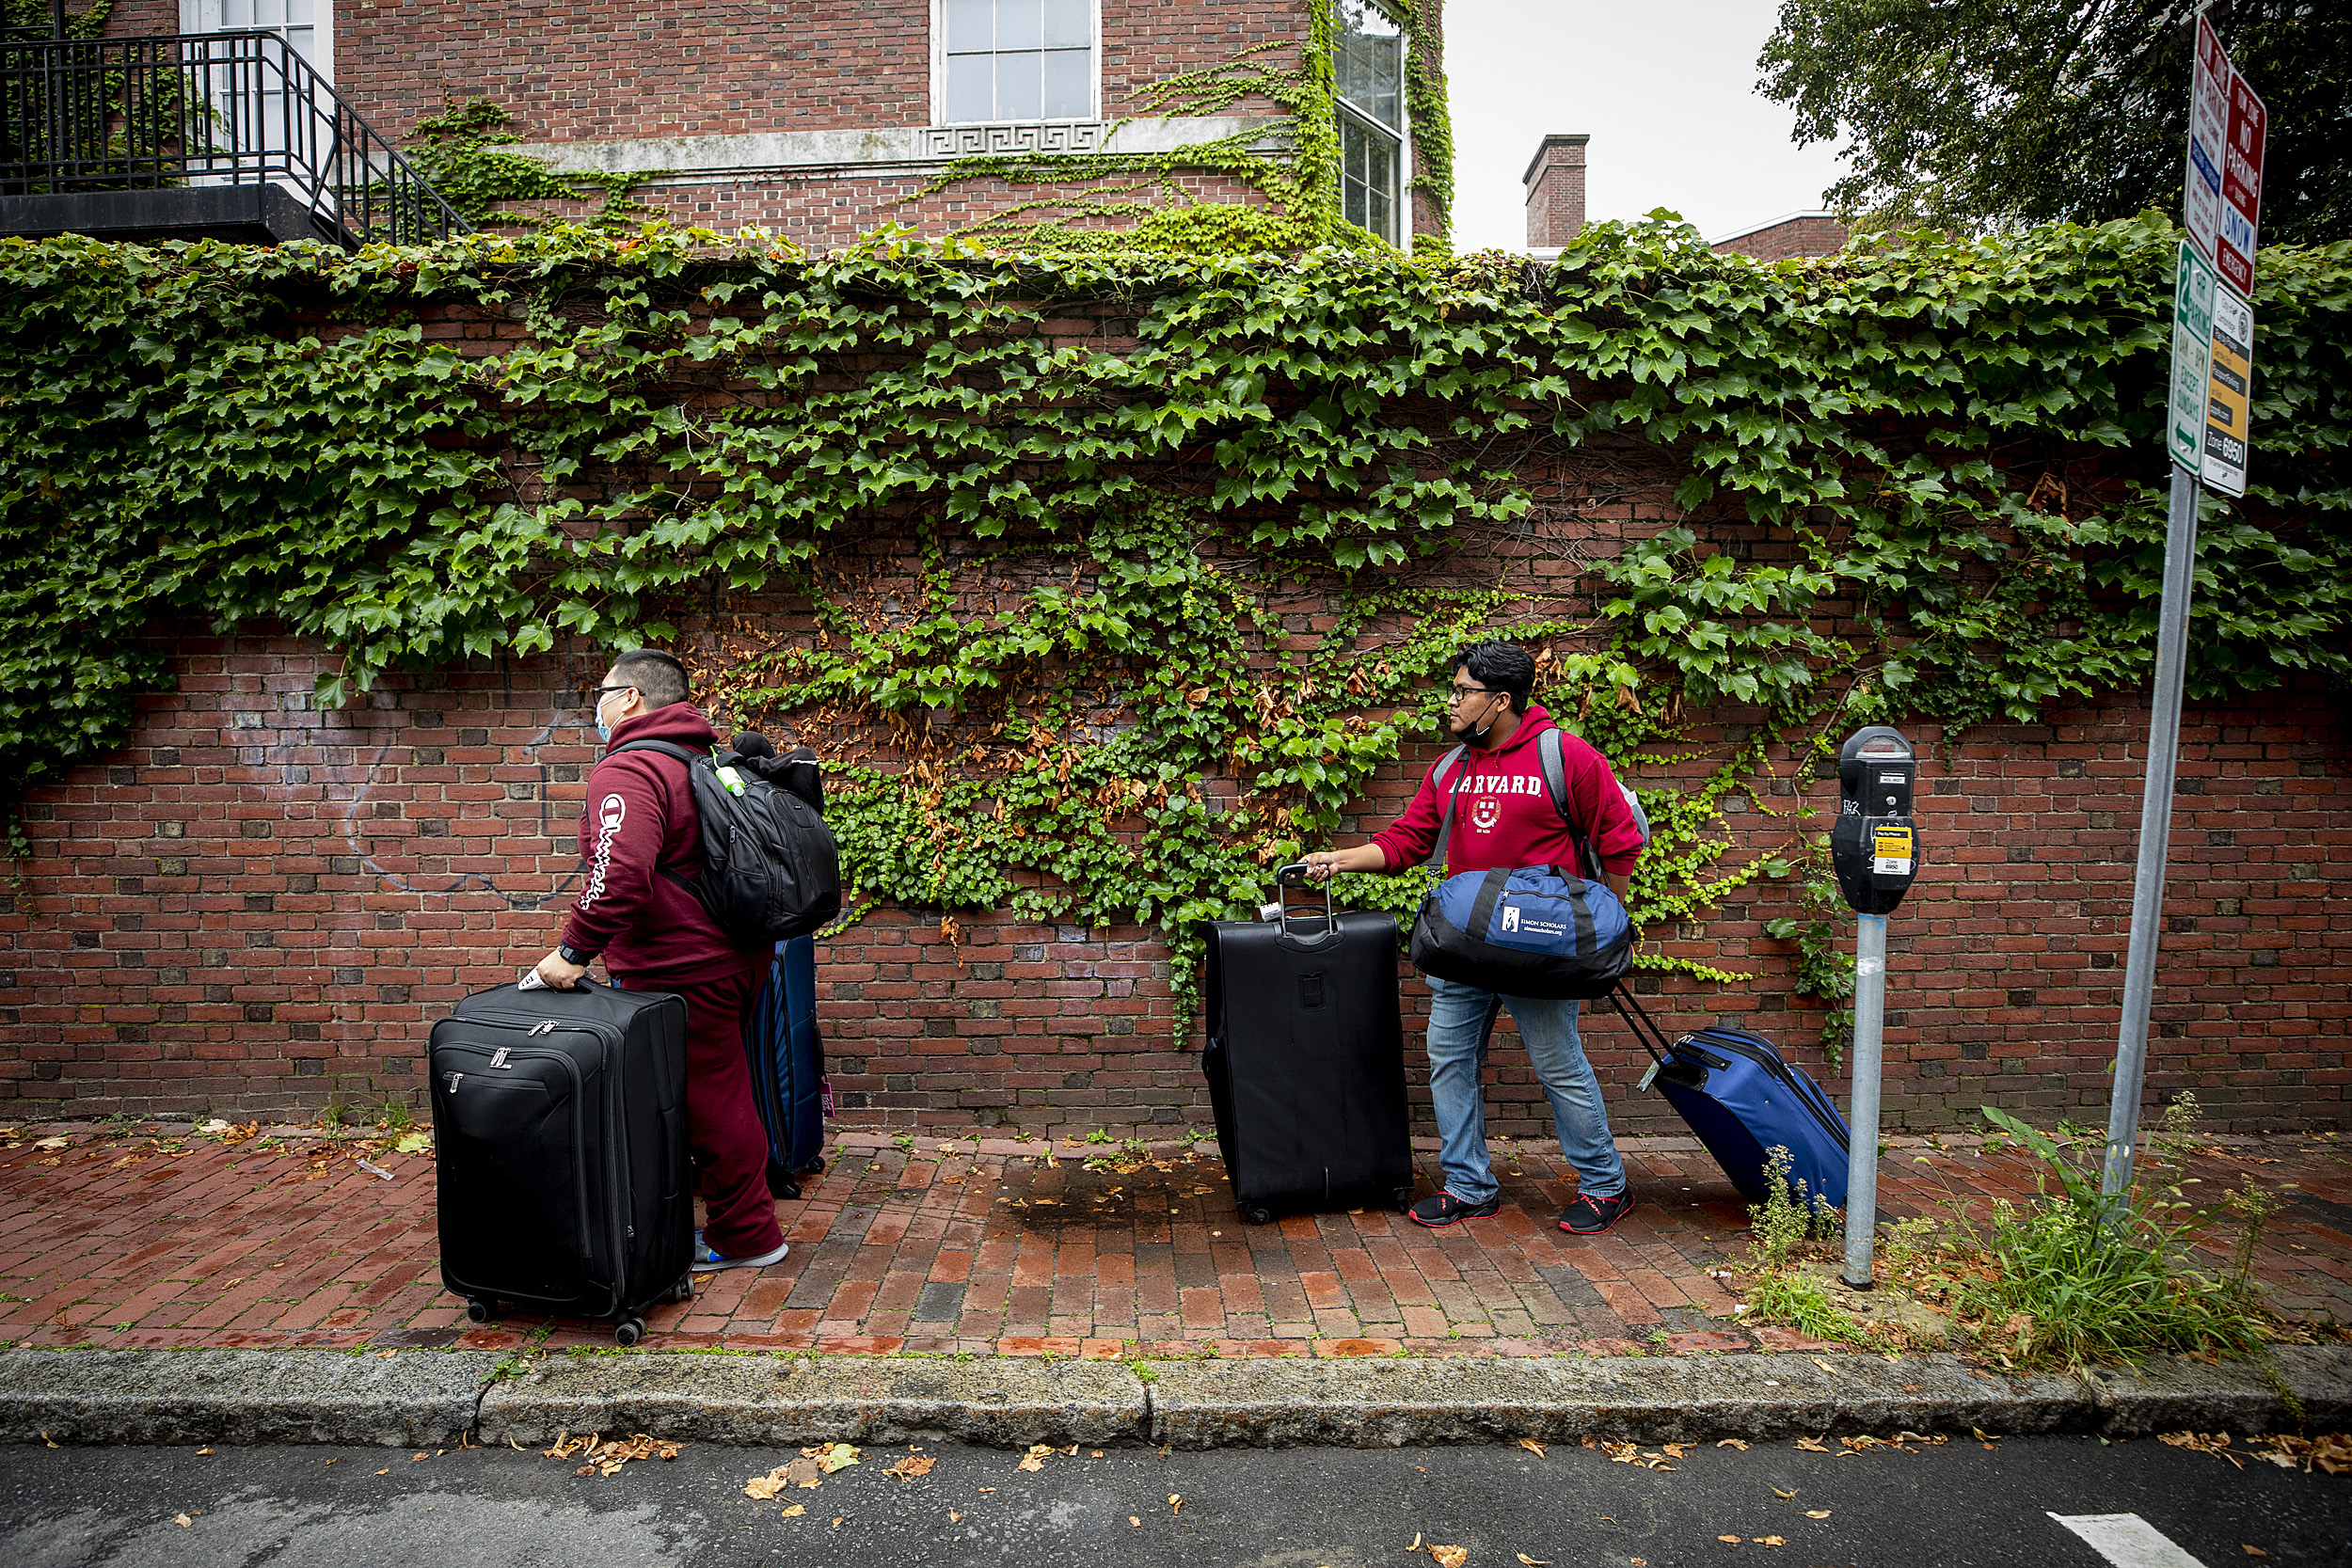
[1610,990,1851,1209]
[743,935,829,1199]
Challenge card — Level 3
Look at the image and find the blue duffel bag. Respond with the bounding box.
[1406,763,1635,999]
[1410,863,1636,1000]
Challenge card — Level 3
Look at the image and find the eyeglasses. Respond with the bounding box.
[586,684,635,705]
[1443,684,1499,705]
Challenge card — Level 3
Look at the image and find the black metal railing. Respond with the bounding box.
[0,29,467,245]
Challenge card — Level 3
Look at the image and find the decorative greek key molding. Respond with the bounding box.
[920,122,1108,159]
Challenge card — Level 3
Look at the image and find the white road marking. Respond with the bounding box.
[2049,1512,2210,1568]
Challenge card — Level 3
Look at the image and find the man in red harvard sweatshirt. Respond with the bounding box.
[532,648,789,1274]
[1302,640,1645,1235]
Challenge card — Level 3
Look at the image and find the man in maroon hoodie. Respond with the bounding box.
[1302,641,1645,1235]
[531,649,790,1274]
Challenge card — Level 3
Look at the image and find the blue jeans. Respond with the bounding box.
[1424,974,1627,1205]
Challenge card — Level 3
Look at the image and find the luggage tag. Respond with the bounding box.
[1637,1061,1661,1093]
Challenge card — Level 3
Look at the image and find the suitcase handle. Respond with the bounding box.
[1271,863,1340,947]
[1605,987,1673,1067]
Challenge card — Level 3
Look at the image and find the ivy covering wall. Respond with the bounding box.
[1,216,2347,1010]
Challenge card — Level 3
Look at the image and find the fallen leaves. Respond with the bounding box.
[1517,1438,1547,1458]
[545,1433,683,1476]
[1804,1511,1831,1520]
[2163,1430,2352,1476]
[1169,1494,1183,1513]
[34,1136,69,1151]
[1791,1436,1831,1453]
[779,1504,804,1518]
[810,1443,861,1473]
[1719,1536,1742,1544]
[1517,1555,1551,1565]
[744,1466,795,1500]
[2243,1549,2268,1560]
[1429,1547,1468,1568]
[1715,1438,1750,1450]
[1017,1444,1053,1472]
[393,1131,432,1154]
[882,1454,936,1481]
[1596,1440,1675,1470]
[175,1513,194,1528]
[2158,1430,2244,1470]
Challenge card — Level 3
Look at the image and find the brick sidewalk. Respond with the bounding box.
[2,1121,2345,1358]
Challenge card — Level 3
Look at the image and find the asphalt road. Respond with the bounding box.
[4,1432,2345,1567]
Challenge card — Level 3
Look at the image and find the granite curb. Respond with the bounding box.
[0,1346,2344,1449]
[0,1348,504,1447]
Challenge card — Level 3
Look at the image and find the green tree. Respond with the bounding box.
[1759,0,2350,243]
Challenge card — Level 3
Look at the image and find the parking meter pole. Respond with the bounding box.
[1840,913,1889,1289]
[2104,463,2201,1198]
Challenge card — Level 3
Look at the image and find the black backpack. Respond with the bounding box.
[612,739,842,946]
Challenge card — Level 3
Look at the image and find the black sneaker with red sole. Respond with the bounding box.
[1558,1191,1636,1234]
[1408,1192,1502,1228]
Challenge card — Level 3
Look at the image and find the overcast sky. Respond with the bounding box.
[1442,1,1851,249]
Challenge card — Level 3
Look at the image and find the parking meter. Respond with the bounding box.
[1829,726,1919,915]
[1826,724,1918,1288]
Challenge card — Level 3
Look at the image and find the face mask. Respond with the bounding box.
[594,692,615,745]
[1449,694,1502,749]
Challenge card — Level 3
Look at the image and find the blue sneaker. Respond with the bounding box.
[691,1229,790,1273]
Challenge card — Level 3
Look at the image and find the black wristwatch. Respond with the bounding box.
[557,943,598,966]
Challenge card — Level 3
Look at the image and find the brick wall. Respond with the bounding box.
[4,436,2344,1137]
[513,167,1277,249]
[1712,214,1850,261]
[6,630,2344,1137]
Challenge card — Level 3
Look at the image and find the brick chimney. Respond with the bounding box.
[1523,134,1587,249]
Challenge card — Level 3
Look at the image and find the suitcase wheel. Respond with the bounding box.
[465,1297,499,1325]
[1240,1204,1275,1227]
[766,1165,802,1200]
[1391,1186,1413,1212]
[614,1317,645,1348]
[661,1276,695,1306]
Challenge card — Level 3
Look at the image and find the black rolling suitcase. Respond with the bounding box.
[1202,865,1414,1225]
[428,977,696,1344]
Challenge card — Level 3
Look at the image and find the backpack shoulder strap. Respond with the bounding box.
[1536,726,1607,881]
[605,738,707,881]
[612,738,700,765]
[1536,728,1573,828]
[1429,745,1468,876]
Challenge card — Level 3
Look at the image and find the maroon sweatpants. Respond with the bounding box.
[612,955,785,1260]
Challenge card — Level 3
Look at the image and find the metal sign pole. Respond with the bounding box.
[1840,912,1889,1288]
[2102,462,2201,1196]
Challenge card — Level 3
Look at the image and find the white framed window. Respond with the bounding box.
[182,0,332,82]
[935,0,1099,124]
[1335,0,1405,244]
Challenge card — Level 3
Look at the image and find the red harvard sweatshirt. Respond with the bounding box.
[557,703,745,977]
[1370,704,1644,877]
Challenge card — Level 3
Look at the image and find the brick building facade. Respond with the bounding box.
[98,0,1448,251]
[2,292,2344,1141]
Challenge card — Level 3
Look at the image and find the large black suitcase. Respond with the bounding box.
[744,935,829,1199]
[427,976,696,1344]
[1202,867,1414,1225]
